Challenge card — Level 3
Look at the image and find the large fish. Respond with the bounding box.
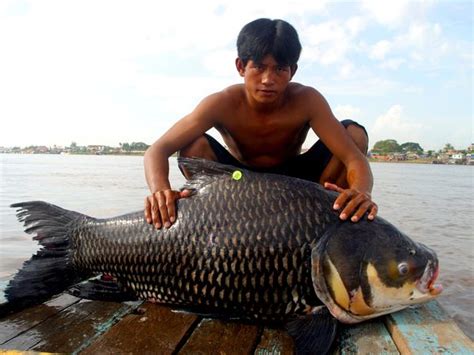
[3,158,442,353]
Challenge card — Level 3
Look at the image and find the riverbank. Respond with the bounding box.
[2,153,472,165]
[369,158,473,165]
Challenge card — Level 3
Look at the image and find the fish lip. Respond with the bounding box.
[416,261,442,295]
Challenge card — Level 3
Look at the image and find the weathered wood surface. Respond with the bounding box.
[334,319,399,354]
[1,298,138,353]
[0,293,79,344]
[81,302,199,355]
[179,318,261,354]
[254,327,294,354]
[0,297,472,354]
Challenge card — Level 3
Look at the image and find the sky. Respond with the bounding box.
[0,0,472,151]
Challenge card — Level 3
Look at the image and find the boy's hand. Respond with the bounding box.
[145,189,192,229]
[324,182,378,222]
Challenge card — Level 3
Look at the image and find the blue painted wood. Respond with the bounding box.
[385,301,474,354]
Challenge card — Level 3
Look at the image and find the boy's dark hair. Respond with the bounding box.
[237,18,302,67]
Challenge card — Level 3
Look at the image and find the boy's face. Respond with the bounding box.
[236,55,295,105]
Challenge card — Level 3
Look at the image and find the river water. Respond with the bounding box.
[0,154,472,339]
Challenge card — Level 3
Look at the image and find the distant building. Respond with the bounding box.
[406,153,420,160]
[466,153,474,165]
[451,153,465,160]
[20,146,48,154]
[87,145,106,154]
[388,153,407,161]
[449,153,466,165]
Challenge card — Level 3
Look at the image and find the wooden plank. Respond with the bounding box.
[178,318,260,354]
[2,299,138,353]
[385,301,474,354]
[81,302,200,354]
[254,327,294,355]
[0,293,80,344]
[334,319,399,354]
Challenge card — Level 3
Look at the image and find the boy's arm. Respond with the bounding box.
[143,93,222,228]
[307,89,377,222]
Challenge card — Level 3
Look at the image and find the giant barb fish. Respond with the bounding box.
[3,158,443,354]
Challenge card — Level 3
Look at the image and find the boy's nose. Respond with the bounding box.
[261,70,275,85]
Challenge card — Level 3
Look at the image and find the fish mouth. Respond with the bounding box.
[416,262,443,296]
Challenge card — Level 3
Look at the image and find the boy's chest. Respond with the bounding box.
[218,111,310,158]
[224,111,308,141]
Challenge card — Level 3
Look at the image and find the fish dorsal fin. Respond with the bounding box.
[178,157,244,191]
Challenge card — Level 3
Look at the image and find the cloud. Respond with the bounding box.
[399,22,449,64]
[368,21,449,68]
[311,73,399,97]
[369,40,392,60]
[201,49,238,77]
[370,105,425,145]
[361,0,411,26]
[333,105,362,120]
[337,62,355,78]
[300,17,366,65]
[379,58,406,70]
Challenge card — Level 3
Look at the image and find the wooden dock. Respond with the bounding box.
[0,294,472,354]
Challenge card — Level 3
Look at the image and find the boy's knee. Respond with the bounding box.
[178,136,216,160]
[179,136,206,158]
[345,123,368,154]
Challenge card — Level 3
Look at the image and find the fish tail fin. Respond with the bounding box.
[1,201,90,316]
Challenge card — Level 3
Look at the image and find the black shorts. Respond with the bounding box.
[203,119,367,183]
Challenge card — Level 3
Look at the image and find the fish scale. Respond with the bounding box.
[9,161,334,320]
[65,170,328,321]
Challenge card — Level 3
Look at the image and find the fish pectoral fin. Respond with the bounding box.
[67,275,137,302]
[286,306,338,355]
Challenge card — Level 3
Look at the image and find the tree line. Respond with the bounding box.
[372,140,423,154]
[119,142,150,152]
[371,140,467,156]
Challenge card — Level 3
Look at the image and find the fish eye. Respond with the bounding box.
[398,262,409,276]
[409,249,416,256]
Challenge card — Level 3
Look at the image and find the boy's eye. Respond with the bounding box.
[276,65,290,73]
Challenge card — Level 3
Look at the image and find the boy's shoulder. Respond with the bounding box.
[205,84,243,103]
[221,83,245,96]
[287,82,323,97]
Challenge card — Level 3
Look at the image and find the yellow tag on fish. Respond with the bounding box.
[232,170,243,181]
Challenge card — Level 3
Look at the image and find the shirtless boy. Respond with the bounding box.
[144,18,377,229]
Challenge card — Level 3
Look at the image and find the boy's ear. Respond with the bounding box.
[290,64,298,79]
[235,58,245,77]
